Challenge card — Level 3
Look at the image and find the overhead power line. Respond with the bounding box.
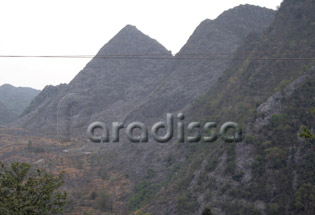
[0,51,314,61]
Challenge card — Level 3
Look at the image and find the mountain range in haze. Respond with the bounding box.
[14,4,275,138]
[0,84,39,125]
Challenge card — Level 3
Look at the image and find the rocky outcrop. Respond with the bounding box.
[255,67,315,129]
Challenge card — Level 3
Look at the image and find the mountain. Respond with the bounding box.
[16,5,275,140]
[125,4,275,123]
[0,101,14,125]
[0,84,40,124]
[16,25,173,138]
[143,0,314,214]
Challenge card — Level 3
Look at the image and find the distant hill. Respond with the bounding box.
[0,84,40,124]
[0,101,14,125]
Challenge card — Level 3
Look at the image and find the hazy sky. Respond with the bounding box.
[0,0,283,90]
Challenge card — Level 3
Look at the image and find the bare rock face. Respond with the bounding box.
[255,67,315,129]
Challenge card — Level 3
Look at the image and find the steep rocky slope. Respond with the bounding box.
[16,25,172,137]
[16,5,274,140]
[126,5,275,123]
[142,0,314,214]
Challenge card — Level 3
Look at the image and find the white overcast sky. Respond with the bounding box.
[0,0,283,90]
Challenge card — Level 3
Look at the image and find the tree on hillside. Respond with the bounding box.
[202,207,213,215]
[0,162,67,215]
[299,108,315,140]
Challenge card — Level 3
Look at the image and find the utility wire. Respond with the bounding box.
[0,54,314,61]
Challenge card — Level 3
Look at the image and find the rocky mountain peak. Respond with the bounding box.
[96,24,171,56]
[177,5,275,55]
[217,4,275,26]
[17,25,173,134]
[219,4,273,17]
[0,84,14,89]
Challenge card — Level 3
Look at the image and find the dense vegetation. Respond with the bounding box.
[0,162,67,215]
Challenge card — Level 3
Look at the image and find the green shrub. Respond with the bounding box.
[94,190,112,212]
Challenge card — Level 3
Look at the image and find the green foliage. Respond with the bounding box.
[89,191,97,200]
[294,183,315,212]
[299,108,315,140]
[202,207,213,215]
[27,140,33,150]
[264,147,286,169]
[251,155,265,176]
[219,183,231,195]
[97,167,109,180]
[267,203,279,215]
[244,134,256,144]
[26,141,45,153]
[274,79,292,92]
[271,113,289,126]
[299,126,315,140]
[176,173,194,191]
[0,162,67,215]
[232,171,244,182]
[145,168,156,179]
[93,189,112,212]
[177,193,199,214]
[128,180,153,211]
